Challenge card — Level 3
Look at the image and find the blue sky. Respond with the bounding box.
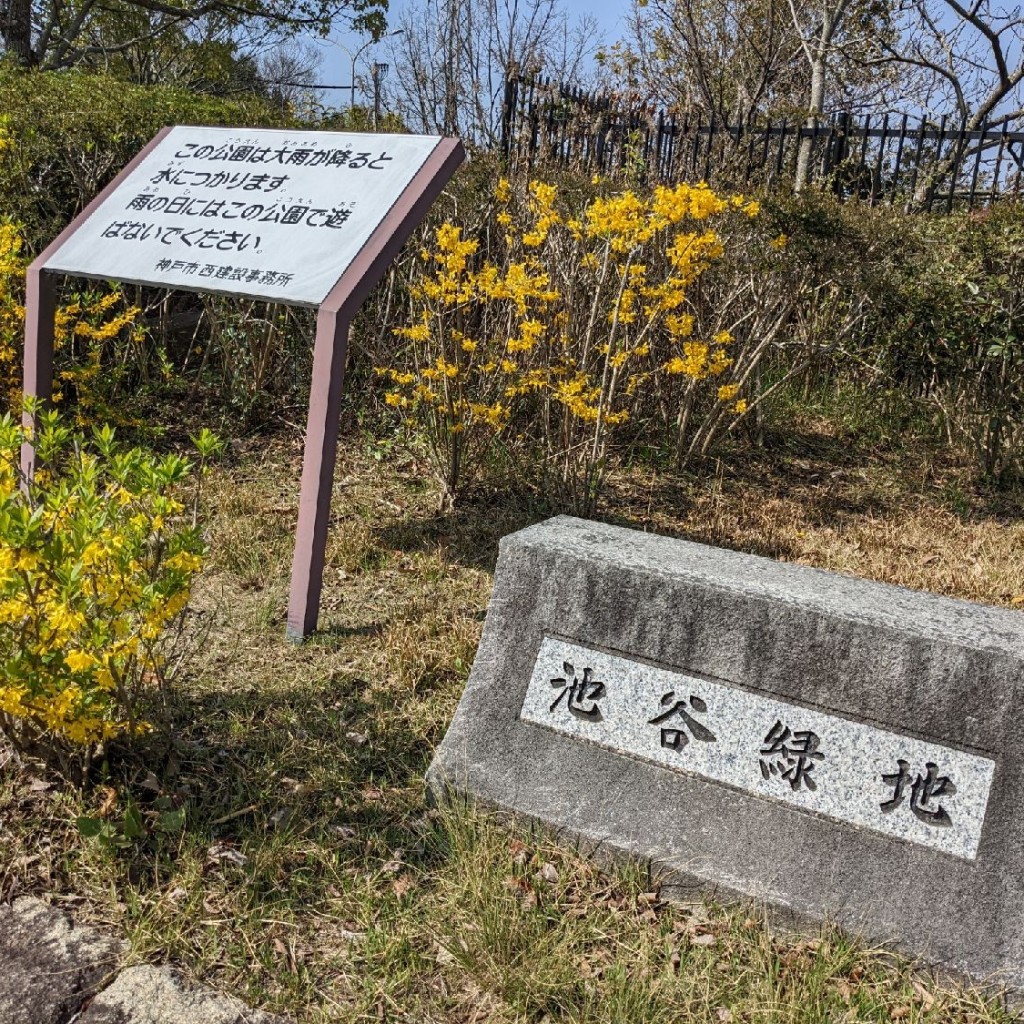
[307,0,625,94]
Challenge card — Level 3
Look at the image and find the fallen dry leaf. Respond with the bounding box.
[913,980,935,1010]
[537,862,559,884]
[97,786,118,818]
[382,849,404,873]
[435,943,458,966]
[207,843,248,868]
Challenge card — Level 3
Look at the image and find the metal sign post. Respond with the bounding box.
[22,125,465,640]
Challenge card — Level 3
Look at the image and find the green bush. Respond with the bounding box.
[0,409,221,782]
[748,193,1024,479]
[0,62,296,254]
[877,204,1024,478]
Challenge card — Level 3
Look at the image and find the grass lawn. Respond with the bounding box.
[1,405,1022,1023]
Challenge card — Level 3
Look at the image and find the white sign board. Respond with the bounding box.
[522,638,996,861]
[44,126,444,307]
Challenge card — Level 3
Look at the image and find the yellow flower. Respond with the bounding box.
[164,550,203,573]
[16,551,38,572]
[65,649,97,672]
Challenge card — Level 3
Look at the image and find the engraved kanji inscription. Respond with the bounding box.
[759,719,824,791]
[522,639,995,860]
[880,760,956,827]
[648,691,717,750]
[549,662,605,721]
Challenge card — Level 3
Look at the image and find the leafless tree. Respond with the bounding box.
[260,38,323,109]
[852,0,1024,201]
[617,0,809,122]
[385,0,600,145]
[789,0,856,186]
[878,0,1023,124]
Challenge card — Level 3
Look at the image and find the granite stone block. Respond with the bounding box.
[0,897,125,1024]
[428,516,1024,990]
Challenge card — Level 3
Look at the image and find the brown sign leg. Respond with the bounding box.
[21,267,57,480]
[286,308,351,641]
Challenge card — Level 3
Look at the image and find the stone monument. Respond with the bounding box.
[430,516,1024,990]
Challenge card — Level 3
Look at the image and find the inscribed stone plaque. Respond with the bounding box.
[429,516,1024,991]
[43,126,443,306]
[524,638,994,860]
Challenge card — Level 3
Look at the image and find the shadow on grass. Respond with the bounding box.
[306,620,387,641]
[373,488,545,573]
[107,669,448,900]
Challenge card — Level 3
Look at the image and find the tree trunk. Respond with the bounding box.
[2,0,35,66]
[795,54,826,191]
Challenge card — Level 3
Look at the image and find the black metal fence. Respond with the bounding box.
[501,76,1024,210]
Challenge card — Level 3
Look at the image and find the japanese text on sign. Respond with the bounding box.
[43,126,445,307]
[521,639,995,860]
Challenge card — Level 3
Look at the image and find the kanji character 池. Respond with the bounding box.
[549,661,605,721]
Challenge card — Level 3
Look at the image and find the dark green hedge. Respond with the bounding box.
[0,63,297,253]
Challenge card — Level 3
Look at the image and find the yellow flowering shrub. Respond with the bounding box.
[0,410,217,781]
[383,177,762,511]
[0,220,144,422]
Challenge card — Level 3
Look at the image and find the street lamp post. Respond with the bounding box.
[342,30,403,112]
[346,37,374,109]
[372,62,389,127]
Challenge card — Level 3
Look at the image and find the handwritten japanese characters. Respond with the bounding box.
[44,126,444,305]
[524,638,995,860]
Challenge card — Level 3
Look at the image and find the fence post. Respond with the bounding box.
[500,75,518,160]
[872,113,890,207]
[491,75,1019,209]
[891,113,910,205]
[990,123,1010,205]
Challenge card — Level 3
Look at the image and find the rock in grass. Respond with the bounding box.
[77,964,287,1023]
[430,515,1024,993]
[0,897,125,1024]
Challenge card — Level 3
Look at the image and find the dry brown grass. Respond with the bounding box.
[0,415,1021,1023]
